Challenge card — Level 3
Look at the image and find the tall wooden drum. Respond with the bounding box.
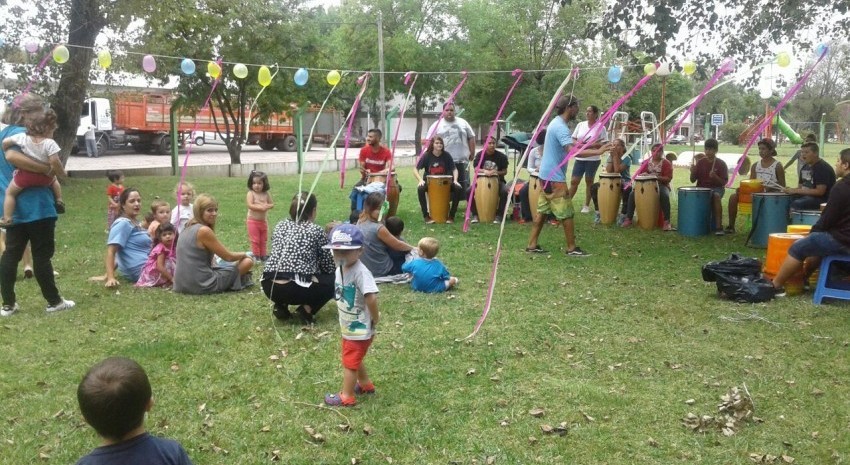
[634,175,660,230]
[385,173,400,218]
[474,175,500,223]
[528,175,542,221]
[598,173,622,225]
[426,175,453,223]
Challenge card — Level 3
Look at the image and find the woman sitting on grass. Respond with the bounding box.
[104,188,152,287]
[173,194,254,294]
[357,192,414,278]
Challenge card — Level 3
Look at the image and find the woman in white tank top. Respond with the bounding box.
[725,138,786,232]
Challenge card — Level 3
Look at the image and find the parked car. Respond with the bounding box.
[669,135,687,144]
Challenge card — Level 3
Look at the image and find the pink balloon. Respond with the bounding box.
[142,55,156,73]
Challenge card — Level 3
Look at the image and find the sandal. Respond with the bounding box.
[354,382,376,395]
[324,393,356,407]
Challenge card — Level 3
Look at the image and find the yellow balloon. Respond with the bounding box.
[207,61,221,79]
[97,50,112,69]
[682,60,696,76]
[258,66,272,87]
[326,70,341,86]
[643,62,656,76]
[233,63,248,79]
[776,52,791,68]
[52,45,69,64]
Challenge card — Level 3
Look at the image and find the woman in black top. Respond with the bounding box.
[414,136,463,223]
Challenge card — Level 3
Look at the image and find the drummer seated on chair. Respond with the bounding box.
[414,136,463,224]
[469,139,509,223]
[783,142,836,212]
[590,138,631,225]
[772,148,850,296]
[349,128,392,212]
[622,143,674,231]
[726,138,786,233]
[689,138,728,235]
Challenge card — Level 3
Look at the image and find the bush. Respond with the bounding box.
[719,122,749,145]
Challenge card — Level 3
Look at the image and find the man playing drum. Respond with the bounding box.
[725,138,785,233]
[784,142,836,212]
[772,149,850,296]
[526,95,610,257]
[622,144,675,231]
[589,138,631,225]
[469,139,509,223]
[689,138,728,235]
[349,129,393,212]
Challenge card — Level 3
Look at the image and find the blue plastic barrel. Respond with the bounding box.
[790,209,821,225]
[677,187,712,237]
[749,193,791,248]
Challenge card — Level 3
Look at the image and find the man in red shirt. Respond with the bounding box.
[689,138,728,235]
[350,129,393,212]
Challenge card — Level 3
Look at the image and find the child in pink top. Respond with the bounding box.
[136,222,177,288]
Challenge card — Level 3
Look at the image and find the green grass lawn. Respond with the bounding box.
[0,157,848,464]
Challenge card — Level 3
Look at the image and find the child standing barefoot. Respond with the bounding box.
[170,181,195,233]
[322,224,379,407]
[146,199,171,239]
[105,170,125,231]
[245,171,273,261]
[0,110,66,226]
[135,223,177,288]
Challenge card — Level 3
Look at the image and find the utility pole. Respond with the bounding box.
[377,11,386,136]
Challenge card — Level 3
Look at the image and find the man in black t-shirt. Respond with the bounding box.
[786,142,836,211]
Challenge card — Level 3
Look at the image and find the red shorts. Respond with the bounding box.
[13,170,55,189]
[341,338,372,370]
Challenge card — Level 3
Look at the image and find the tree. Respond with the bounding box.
[786,43,850,129]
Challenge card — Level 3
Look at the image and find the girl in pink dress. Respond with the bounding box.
[135,222,177,288]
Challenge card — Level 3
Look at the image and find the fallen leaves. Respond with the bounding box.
[682,386,754,436]
[528,408,545,418]
[748,453,795,463]
[304,425,325,443]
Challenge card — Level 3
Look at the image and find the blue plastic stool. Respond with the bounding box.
[813,255,850,305]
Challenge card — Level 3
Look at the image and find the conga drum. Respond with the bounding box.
[677,187,712,237]
[738,179,763,204]
[528,175,542,221]
[597,173,622,225]
[474,175,500,223]
[763,233,806,295]
[426,175,453,223]
[749,192,791,248]
[634,175,660,230]
[790,210,821,225]
[385,172,400,218]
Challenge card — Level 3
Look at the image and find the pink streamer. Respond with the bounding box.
[13,51,53,108]
[464,69,577,340]
[728,47,829,186]
[542,73,654,187]
[628,59,736,189]
[388,72,417,175]
[415,72,469,165]
[340,73,370,188]
[175,59,222,229]
[462,69,523,231]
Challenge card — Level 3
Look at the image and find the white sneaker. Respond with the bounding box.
[1,303,20,317]
[580,205,591,213]
[46,299,75,313]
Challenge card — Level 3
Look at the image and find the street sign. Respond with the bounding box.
[711,114,725,126]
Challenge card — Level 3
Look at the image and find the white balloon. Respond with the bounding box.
[758,82,773,99]
[656,62,672,77]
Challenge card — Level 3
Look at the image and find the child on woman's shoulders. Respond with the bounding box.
[402,237,458,293]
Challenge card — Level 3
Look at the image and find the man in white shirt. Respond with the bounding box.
[568,105,609,213]
[426,103,475,205]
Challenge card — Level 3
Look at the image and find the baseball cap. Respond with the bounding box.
[555,94,579,111]
[323,223,364,249]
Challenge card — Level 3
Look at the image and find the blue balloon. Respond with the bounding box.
[294,68,309,87]
[607,65,622,84]
[815,43,828,57]
[0,36,5,47]
[181,58,196,75]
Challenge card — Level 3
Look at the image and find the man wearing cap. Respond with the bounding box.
[426,102,475,205]
[526,95,610,257]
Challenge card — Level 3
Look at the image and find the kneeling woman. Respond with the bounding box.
[173,194,254,294]
[261,192,335,323]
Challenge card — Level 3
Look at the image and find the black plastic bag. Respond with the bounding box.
[715,273,777,303]
[702,254,763,282]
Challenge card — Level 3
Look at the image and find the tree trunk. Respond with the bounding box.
[52,0,102,166]
[228,138,242,164]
